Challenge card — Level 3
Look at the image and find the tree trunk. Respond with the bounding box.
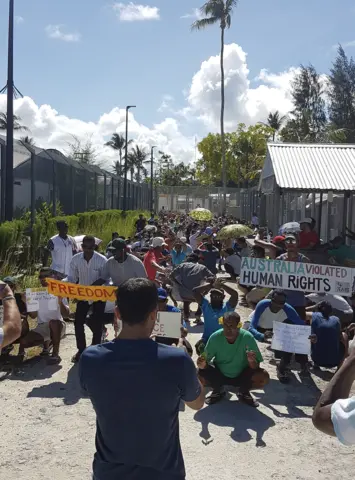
[119,150,122,177]
[220,25,226,214]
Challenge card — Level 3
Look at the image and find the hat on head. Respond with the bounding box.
[107,238,127,252]
[157,287,168,300]
[152,237,167,248]
[284,233,297,242]
[300,218,312,224]
[272,235,285,244]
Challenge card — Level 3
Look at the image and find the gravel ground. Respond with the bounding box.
[0,298,354,479]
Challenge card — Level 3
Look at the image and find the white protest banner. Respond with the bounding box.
[240,257,354,296]
[153,312,181,338]
[26,288,58,313]
[271,321,311,355]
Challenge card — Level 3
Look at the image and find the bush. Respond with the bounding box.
[0,209,148,274]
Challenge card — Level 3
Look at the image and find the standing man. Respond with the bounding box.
[44,221,77,278]
[103,238,147,286]
[79,278,204,479]
[67,235,107,363]
[143,237,167,281]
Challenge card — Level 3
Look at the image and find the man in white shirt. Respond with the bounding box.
[224,248,241,280]
[313,347,355,445]
[44,221,77,278]
[67,235,107,363]
[102,238,147,286]
[17,268,69,364]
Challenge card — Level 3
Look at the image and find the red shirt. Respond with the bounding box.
[299,230,319,249]
[144,250,158,280]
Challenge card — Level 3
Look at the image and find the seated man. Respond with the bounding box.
[223,248,241,280]
[197,312,269,407]
[306,292,353,329]
[193,279,238,353]
[307,301,348,370]
[16,268,69,364]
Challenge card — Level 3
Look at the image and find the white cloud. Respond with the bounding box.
[113,2,160,22]
[185,43,295,130]
[15,16,24,24]
[158,94,175,113]
[180,8,203,20]
[342,40,355,48]
[45,25,81,42]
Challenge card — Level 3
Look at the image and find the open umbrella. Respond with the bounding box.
[279,222,301,235]
[216,224,253,240]
[189,208,213,222]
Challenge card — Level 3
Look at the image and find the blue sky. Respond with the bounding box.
[0,0,354,164]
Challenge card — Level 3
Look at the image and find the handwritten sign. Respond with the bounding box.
[271,321,311,355]
[240,258,354,296]
[46,279,117,302]
[26,288,58,312]
[153,312,181,338]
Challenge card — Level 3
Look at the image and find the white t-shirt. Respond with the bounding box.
[37,296,68,325]
[49,235,76,275]
[250,307,288,330]
[306,293,353,313]
[225,255,242,275]
[331,397,355,445]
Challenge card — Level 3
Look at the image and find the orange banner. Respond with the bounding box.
[46,279,117,302]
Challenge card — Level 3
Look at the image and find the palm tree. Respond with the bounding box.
[105,133,133,177]
[111,160,124,177]
[192,0,238,213]
[128,146,148,182]
[0,112,29,131]
[20,135,36,146]
[265,111,286,141]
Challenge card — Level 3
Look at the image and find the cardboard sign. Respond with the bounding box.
[240,258,354,296]
[153,312,181,338]
[46,279,117,302]
[26,288,58,312]
[271,321,312,355]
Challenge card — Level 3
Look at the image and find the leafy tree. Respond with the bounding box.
[66,134,99,165]
[328,45,355,142]
[192,0,238,211]
[263,111,286,141]
[105,133,133,177]
[280,65,326,142]
[20,136,36,146]
[0,112,29,131]
[127,146,149,182]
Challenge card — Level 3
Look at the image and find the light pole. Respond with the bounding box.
[150,146,156,212]
[5,0,14,221]
[123,105,136,211]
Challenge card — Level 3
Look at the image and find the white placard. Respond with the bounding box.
[271,321,311,355]
[240,257,354,296]
[26,288,58,312]
[153,312,181,338]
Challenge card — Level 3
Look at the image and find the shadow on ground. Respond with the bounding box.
[27,365,83,405]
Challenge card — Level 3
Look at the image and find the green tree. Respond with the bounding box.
[280,65,326,142]
[329,45,355,143]
[0,112,29,131]
[66,134,99,165]
[192,0,238,212]
[127,146,149,182]
[20,135,36,146]
[264,111,286,141]
[105,133,133,177]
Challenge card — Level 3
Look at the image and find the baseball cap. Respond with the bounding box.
[157,287,168,300]
[284,233,297,242]
[299,218,312,224]
[107,238,127,251]
[152,237,167,248]
[272,235,285,244]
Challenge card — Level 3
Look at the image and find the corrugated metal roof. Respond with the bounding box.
[266,143,355,191]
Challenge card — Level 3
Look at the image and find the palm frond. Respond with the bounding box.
[191,16,219,30]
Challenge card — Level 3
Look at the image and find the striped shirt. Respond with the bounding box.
[67,251,107,286]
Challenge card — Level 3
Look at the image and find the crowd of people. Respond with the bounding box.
[1,210,355,478]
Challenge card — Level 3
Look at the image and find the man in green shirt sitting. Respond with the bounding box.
[197,312,269,408]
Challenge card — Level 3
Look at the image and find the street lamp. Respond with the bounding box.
[5,0,14,221]
[150,146,157,212]
[123,105,136,211]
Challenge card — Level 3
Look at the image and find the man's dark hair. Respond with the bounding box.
[225,248,235,255]
[318,301,332,318]
[116,278,158,325]
[83,235,95,244]
[271,289,287,301]
[223,311,241,323]
[39,267,52,276]
[252,246,265,257]
[56,220,67,229]
[186,253,199,263]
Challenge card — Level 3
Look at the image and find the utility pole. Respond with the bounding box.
[123,105,136,211]
[150,146,156,212]
[0,0,23,221]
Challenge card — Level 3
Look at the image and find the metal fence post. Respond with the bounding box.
[103,174,107,210]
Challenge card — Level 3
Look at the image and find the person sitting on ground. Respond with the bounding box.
[198,235,219,275]
[170,253,215,324]
[224,248,241,281]
[306,292,353,329]
[249,290,304,342]
[197,311,270,407]
[2,276,27,318]
[193,279,238,353]
[154,288,192,356]
[307,301,348,371]
[299,217,319,249]
[16,268,69,364]
[171,240,187,267]
[135,214,147,233]
[79,278,204,480]
[235,237,249,257]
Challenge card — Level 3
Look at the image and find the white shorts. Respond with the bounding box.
[32,320,66,342]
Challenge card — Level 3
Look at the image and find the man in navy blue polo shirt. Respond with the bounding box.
[79,278,204,480]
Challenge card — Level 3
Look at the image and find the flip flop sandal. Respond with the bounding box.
[237,392,259,408]
[205,391,226,405]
